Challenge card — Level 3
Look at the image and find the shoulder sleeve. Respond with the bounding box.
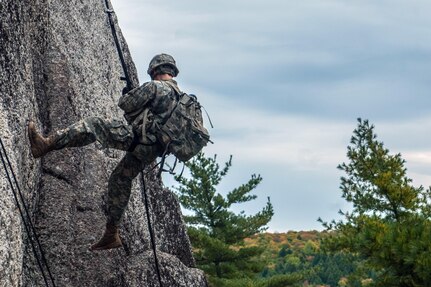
[152,80,174,97]
[118,81,157,113]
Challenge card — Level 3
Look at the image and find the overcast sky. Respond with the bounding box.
[110,0,431,231]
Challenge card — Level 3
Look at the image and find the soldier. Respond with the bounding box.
[28,54,182,251]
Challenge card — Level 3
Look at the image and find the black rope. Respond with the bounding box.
[102,1,163,285]
[103,0,133,93]
[140,172,163,287]
[0,136,56,287]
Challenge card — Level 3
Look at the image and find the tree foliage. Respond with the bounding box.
[253,231,359,286]
[321,119,431,287]
[173,152,274,279]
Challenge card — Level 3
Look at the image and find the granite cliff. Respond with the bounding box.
[0,0,206,286]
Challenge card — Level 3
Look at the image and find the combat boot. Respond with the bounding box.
[90,224,122,251]
[28,121,58,158]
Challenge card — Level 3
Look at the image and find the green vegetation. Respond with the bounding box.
[321,119,431,286]
[172,153,360,286]
[173,119,431,287]
[245,231,360,286]
[173,153,277,286]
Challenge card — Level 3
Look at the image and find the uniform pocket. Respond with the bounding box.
[106,119,134,150]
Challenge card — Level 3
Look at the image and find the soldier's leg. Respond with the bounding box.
[90,144,161,251]
[90,152,142,251]
[55,117,133,150]
[106,144,161,226]
[105,152,144,227]
[28,117,133,158]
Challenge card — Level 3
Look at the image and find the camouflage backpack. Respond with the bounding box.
[155,81,211,162]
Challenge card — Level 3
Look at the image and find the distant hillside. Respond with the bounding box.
[245,230,328,250]
[245,230,330,262]
[243,231,360,287]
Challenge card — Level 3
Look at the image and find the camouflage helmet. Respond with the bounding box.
[147,53,179,77]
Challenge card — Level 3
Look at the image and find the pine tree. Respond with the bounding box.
[173,152,274,279]
[321,119,431,286]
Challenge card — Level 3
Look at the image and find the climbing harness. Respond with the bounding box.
[103,1,163,286]
[0,136,56,287]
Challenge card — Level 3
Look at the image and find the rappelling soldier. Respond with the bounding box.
[28,53,209,251]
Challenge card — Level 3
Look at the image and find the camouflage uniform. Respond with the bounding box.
[51,79,182,226]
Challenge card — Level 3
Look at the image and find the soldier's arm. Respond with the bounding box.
[118,82,157,113]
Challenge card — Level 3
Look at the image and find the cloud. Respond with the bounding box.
[112,0,431,230]
[114,0,431,122]
[197,93,431,230]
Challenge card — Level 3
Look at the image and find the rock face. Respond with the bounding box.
[0,0,207,286]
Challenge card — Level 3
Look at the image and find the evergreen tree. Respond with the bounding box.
[321,119,431,286]
[173,152,274,279]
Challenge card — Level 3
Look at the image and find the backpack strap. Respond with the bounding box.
[165,80,214,128]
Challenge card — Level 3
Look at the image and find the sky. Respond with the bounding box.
[110,0,431,232]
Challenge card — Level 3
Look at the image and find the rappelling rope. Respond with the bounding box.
[141,172,163,285]
[0,136,56,287]
[103,1,163,286]
[104,0,133,93]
